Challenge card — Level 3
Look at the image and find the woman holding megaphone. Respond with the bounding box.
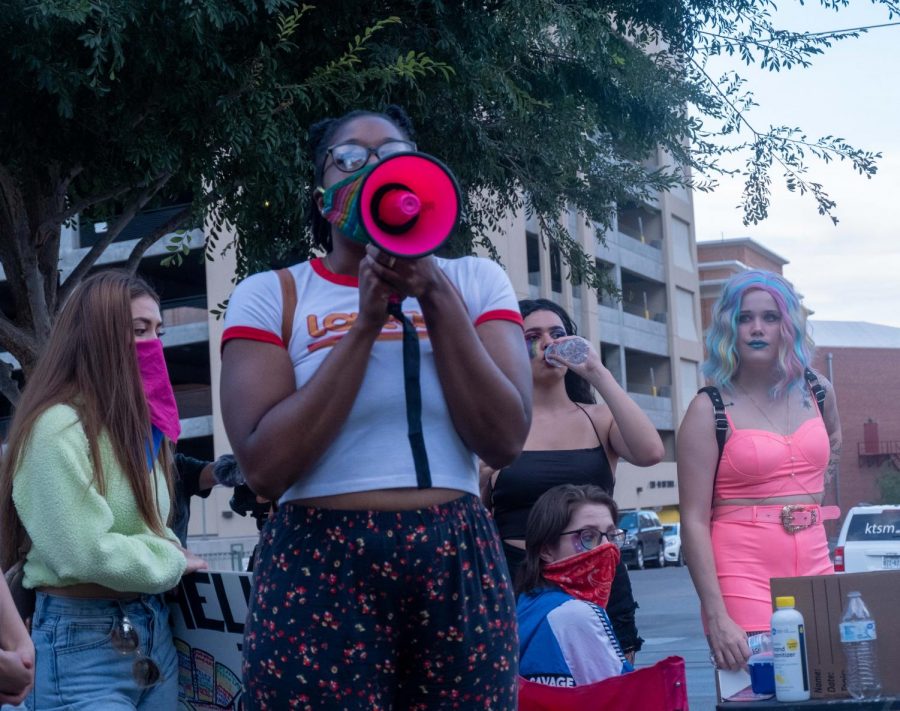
[221,106,532,709]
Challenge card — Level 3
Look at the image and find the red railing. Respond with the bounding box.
[858,440,900,456]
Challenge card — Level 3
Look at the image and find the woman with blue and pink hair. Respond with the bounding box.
[677,270,842,672]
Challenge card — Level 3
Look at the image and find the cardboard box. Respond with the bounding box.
[770,570,900,699]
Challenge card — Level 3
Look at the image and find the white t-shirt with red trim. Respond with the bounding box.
[222,256,523,502]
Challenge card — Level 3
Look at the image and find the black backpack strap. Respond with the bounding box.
[698,386,728,472]
[804,368,826,417]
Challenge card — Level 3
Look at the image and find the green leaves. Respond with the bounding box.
[161,230,193,267]
[0,0,890,329]
[314,16,404,77]
[685,0,886,226]
[275,4,314,50]
[392,51,455,83]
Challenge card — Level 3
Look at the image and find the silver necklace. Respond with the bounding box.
[737,383,802,487]
[737,383,791,435]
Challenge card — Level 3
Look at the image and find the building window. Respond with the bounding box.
[526,231,540,288]
[617,202,662,247]
[676,288,698,340]
[621,269,666,321]
[671,217,693,271]
[601,343,624,386]
[571,258,582,299]
[596,259,618,308]
[550,242,562,294]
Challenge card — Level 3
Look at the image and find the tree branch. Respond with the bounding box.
[0,311,37,370]
[687,56,800,177]
[42,181,136,233]
[0,164,44,338]
[125,205,193,273]
[66,164,84,183]
[59,172,172,304]
[0,359,21,407]
[0,163,24,231]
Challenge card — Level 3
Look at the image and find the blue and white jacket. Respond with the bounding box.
[517,588,633,687]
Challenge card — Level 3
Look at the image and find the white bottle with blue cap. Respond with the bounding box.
[771,595,810,702]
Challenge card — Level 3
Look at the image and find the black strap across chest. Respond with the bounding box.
[277,267,432,488]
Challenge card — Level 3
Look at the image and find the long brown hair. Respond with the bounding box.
[515,484,618,596]
[0,270,174,570]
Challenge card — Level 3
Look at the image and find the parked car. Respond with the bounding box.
[834,504,900,573]
[619,509,665,570]
[663,522,684,567]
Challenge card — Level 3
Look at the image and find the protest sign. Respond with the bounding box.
[169,570,253,710]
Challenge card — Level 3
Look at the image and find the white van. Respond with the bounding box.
[833,504,900,573]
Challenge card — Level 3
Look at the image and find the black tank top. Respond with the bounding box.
[491,405,615,540]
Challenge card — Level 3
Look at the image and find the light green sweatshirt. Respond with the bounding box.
[12,404,186,593]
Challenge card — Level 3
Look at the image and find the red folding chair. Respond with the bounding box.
[518,655,689,711]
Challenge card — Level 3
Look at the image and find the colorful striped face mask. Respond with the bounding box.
[319,164,376,244]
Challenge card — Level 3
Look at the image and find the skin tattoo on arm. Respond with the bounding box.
[826,440,842,486]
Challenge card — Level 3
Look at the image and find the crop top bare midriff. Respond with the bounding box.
[714,412,830,500]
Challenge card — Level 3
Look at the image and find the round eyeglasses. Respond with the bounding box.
[111,614,163,687]
[325,140,417,172]
[560,527,626,551]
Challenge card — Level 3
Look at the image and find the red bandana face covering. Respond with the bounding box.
[135,339,181,442]
[542,542,621,608]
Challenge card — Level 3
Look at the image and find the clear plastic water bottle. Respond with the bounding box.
[544,337,590,367]
[839,591,882,700]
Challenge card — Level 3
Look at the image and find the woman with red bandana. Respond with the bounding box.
[485,298,664,661]
[516,484,632,687]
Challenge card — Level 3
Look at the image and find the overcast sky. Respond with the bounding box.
[691,3,900,328]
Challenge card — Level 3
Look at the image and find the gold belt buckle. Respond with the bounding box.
[781,504,817,534]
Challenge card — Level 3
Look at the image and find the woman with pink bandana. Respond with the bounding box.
[0,270,206,710]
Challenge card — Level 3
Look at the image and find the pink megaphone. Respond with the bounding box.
[359,152,461,258]
[377,189,421,227]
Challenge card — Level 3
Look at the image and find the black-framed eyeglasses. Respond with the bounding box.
[325,140,417,173]
[560,527,626,551]
[111,614,164,688]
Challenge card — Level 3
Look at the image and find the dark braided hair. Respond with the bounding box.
[307,105,416,251]
[519,299,596,405]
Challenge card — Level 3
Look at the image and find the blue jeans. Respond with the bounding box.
[27,592,177,710]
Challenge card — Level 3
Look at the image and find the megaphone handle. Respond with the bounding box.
[386,300,432,489]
